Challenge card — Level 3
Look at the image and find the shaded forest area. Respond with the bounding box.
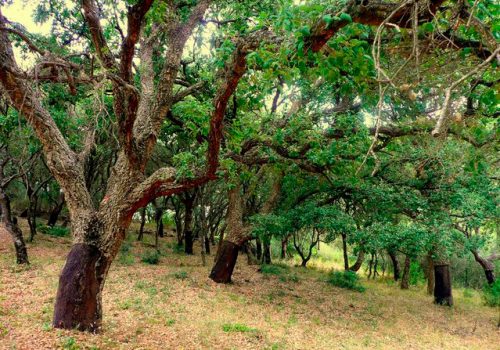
[0,0,498,349]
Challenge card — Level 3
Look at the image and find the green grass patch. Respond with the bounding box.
[327,270,365,292]
[222,323,258,333]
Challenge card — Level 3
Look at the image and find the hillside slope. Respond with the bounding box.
[0,225,498,350]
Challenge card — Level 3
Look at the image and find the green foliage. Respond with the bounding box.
[141,250,160,265]
[482,280,500,307]
[327,270,365,292]
[38,225,70,237]
[409,262,426,286]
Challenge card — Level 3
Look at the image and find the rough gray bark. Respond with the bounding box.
[400,255,411,289]
[0,188,29,265]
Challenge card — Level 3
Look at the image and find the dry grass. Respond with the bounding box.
[0,221,499,350]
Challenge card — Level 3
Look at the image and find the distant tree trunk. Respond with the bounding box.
[137,207,146,241]
[367,253,374,278]
[434,264,453,306]
[388,250,400,281]
[210,176,281,283]
[47,191,65,227]
[263,241,272,264]
[245,242,259,265]
[349,250,365,272]
[400,255,411,289]
[0,188,29,264]
[205,236,210,255]
[341,233,349,271]
[280,235,288,259]
[182,192,196,255]
[256,237,262,260]
[426,254,434,295]
[154,202,164,239]
[372,252,379,279]
[471,250,496,285]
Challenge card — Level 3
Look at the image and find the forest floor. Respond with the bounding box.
[0,221,499,350]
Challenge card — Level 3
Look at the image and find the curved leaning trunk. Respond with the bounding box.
[388,250,400,281]
[349,250,365,272]
[0,187,29,264]
[471,250,496,285]
[434,264,453,306]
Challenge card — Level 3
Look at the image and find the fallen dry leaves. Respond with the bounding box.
[0,223,498,350]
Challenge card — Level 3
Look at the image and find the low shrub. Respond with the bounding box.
[260,264,288,275]
[482,280,500,307]
[327,270,365,292]
[38,225,70,237]
[141,250,160,265]
[173,271,188,279]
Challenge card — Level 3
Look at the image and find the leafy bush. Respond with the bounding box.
[409,262,425,286]
[141,250,160,265]
[260,264,289,275]
[173,244,184,254]
[222,323,257,333]
[38,225,70,237]
[482,280,500,307]
[327,270,365,292]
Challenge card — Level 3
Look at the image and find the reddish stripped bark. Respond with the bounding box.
[434,264,453,306]
[209,240,240,283]
[53,243,108,331]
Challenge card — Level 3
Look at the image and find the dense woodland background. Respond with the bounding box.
[0,0,498,348]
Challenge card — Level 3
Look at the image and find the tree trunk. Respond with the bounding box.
[426,254,434,295]
[137,207,146,241]
[47,191,65,227]
[471,250,496,284]
[367,253,374,278]
[0,187,29,264]
[205,236,210,255]
[209,240,239,283]
[349,250,364,272]
[53,243,108,331]
[182,194,195,255]
[342,233,349,270]
[27,209,37,242]
[263,241,272,264]
[388,250,400,281]
[281,236,288,259]
[154,204,164,238]
[256,237,262,260]
[400,255,411,289]
[434,264,453,306]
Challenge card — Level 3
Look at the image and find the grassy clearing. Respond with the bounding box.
[0,221,498,350]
